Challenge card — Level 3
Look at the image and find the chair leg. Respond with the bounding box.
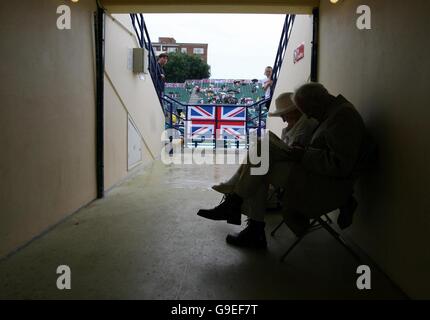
[316,218,362,263]
[323,214,333,224]
[307,219,323,232]
[279,219,319,262]
[271,220,285,237]
[280,236,305,262]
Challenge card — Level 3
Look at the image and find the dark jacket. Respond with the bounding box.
[283,95,366,217]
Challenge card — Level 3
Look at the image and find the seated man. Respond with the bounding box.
[283,83,365,230]
[197,92,318,248]
[197,83,366,249]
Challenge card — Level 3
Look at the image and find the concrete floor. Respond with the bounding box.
[0,160,406,299]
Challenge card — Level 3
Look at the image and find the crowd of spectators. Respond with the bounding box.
[165,79,266,105]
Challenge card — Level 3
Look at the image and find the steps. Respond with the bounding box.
[188,88,201,104]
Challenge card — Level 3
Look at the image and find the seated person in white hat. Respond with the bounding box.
[197,92,318,249]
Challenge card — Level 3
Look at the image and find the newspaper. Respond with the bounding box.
[267,131,293,158]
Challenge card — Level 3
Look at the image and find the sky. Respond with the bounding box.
[142,14,286,80]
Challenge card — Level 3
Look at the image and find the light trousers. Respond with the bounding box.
[227,134,293,221]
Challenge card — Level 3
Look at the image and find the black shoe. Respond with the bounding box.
[226,219,267,249]
[197,194,242,225]
[337,196,358,230]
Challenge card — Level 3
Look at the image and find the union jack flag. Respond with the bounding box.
[186,106,246,142]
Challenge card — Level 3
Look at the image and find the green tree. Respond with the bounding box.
[164,52,211,83]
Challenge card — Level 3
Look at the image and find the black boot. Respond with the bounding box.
[226,219,267,249]
[197,194,242,225]
[337,196,358,230]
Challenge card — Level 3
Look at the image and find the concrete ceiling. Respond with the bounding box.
[99,0,320,14]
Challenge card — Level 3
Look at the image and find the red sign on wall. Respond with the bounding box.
[294,43,305,64]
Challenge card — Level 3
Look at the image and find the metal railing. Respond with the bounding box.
[272,14,296,93]
[161,95,271,149]
[130,14,165,104]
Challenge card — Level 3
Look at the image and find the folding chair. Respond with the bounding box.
[270,211,362,263]
[269,131,378,263]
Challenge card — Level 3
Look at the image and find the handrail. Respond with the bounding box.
[130,14,165,106]
[161,95,271,148]
[271,14,296,99]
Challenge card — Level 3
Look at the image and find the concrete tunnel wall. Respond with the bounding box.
[104,14,165,190]
[0,1,165,258]
[317,0,430,298]
[0,0,98,258]
[269,1,430,298]
[267,14,314,136]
